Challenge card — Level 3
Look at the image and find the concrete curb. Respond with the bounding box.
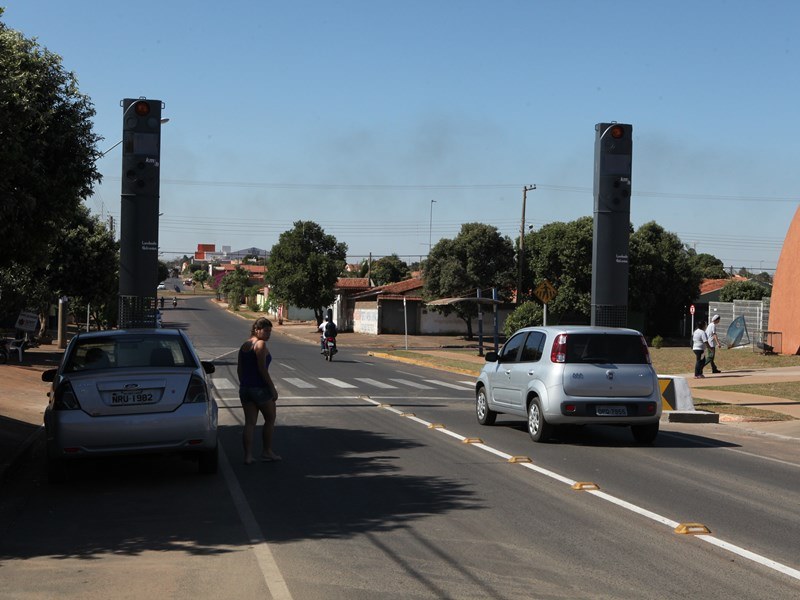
[665,410,720,423]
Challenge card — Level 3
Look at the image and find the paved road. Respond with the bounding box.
[0,296,798,598]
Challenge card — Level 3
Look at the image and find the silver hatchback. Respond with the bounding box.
[475,326,661,444]
[42,328,218,481]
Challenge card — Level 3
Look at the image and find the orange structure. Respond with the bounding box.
[767,205,800,354]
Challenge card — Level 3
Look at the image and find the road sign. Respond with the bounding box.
[16,311,38,332]
[535,280,557,304]
[690,304,695,315]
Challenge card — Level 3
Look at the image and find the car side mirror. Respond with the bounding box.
[42,368,57,382]
[201,361,215,374]
[485,351,498,363]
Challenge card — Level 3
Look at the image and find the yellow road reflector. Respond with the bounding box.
[400,412,416,417]
[462,438,483,444]
[571,482,600,491]
[508,456,532,463]
[428,423,445,429]
[674,523,711,535]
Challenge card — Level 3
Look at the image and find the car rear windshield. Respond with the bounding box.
[565,333,647,365]
[63,335,198,372]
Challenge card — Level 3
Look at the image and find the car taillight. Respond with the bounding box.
[550,334,568,363]
[53,381,81,410]
[640,335,652,364]
[183,374,210,404]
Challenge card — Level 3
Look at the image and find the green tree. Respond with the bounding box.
[0,12,102,269]
[523,217,595,323]
[423,223,515,338]
[371,254,411,286]
[157,261,170,284]
[192,269,210,289]
[266,221,347,324]
[719,279,771,301]
[687,251,728,279]
[629,221,701,335]
[217,267,253,310]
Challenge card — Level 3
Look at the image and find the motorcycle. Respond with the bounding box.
[321,336,338,361]
[172,297,178,308]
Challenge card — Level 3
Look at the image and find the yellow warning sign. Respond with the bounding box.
[534,280,557,304]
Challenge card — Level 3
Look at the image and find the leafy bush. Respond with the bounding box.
[651,335,664,349]
[503,302,543,337]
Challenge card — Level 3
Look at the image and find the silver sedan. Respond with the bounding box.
[42,328,218,482]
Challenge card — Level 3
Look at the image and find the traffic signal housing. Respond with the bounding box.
[121,98,162,197]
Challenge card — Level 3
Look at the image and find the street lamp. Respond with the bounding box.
[429,199,437,254]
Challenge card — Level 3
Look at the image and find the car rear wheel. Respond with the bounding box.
[631,423,659,445]
[475,386,496,426]
[198,446,218,474]
[527,398,552,443]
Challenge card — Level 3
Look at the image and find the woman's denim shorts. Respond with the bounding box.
[239,386,274,407]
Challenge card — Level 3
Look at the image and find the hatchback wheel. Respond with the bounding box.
[527,398,552,443]
[475,386,496,426]
[631,423,659,445]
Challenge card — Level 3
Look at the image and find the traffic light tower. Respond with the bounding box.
[591,122,632,327]
[118,98,163,328]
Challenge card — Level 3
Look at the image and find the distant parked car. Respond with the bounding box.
[157,282,167,290]
[41,328,218,482]
[475,326,661,444]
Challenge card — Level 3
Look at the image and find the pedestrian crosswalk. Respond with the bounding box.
[211,375,474,396]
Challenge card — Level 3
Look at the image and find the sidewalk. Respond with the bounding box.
[2,324,799,482]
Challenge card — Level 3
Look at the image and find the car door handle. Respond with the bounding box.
[527,370,535,376]
[504,369,512,376]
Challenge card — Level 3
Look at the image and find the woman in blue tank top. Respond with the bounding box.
[237,317,281,464]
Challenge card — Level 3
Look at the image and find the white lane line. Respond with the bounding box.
[219,445,293,600]
[389,378,435,390]
[459,380,475,386]
[319,378,357,389]
[425,379,473,390]
[212,377,236,390]
[355,378,398,389]
[278,362,296,371]
[366,399,800,583]
[282,378,316,389]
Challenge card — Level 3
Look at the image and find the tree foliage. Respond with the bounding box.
[628,221,702,335]
[719,279,771,301]
[423,223,515,337]
[217,267,259,311]
[0,13,102,269]
[523,217,595,322]
[265,221,347,323]
[370,254,411,286]
[687,251,727,279]
[503,301,543,337]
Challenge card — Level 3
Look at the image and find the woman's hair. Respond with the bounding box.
[251,317,273,336]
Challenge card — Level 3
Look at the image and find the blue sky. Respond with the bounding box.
[5,1,799,270]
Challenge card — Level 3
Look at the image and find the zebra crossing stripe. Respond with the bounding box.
[212,377,236,390]
[388,378,434,390]
[355,378,398,389]
[319,377,357,389]
[425,379,474,390]
[282,377,317,389]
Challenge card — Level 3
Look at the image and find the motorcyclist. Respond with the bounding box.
[172,297,178,308]
[319,316,337,353]
[159,296,165,309]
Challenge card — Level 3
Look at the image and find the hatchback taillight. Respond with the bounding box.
[550,334,568,363]
[640,335,652,365]
[53,381,81,410]
[183,374,210,404]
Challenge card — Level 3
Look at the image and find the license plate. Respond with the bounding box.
[597,406,627,416]
[110,390,157,405]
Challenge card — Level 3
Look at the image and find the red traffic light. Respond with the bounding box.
[133,101,151,117]
[609,125,625,139]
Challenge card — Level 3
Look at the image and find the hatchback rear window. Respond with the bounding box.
[564,334,648,364]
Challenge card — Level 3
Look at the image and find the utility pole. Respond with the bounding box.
[428,199,437,255]
[518,185,536,303]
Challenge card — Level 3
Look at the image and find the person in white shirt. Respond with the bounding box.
[705,314,722,374]
[692,321,709,379]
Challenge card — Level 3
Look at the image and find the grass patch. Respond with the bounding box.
[388,350,482,375]
[699,382,800,403]
[693,399,795,421]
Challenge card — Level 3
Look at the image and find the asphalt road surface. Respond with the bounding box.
[1,296,798,599]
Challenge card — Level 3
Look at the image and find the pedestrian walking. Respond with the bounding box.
[705,314,722,374]
[237,317,281,464]
[692,321,709,379]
